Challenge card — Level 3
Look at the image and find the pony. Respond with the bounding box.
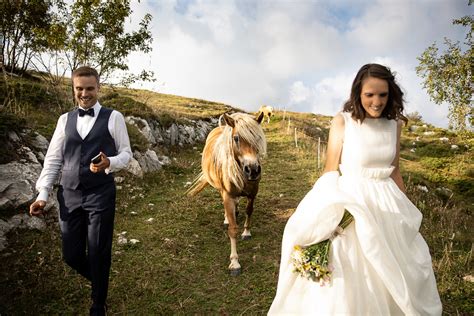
[187,112,266,275]
[258,105,273,123]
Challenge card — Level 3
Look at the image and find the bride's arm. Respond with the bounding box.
[323,113,345,174]
[390,120,406,193]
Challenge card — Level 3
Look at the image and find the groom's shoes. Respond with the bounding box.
[90,303,107,316]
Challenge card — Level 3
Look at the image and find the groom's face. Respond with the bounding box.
[73,75,100,109]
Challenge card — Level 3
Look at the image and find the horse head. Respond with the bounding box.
[221,112,265,183]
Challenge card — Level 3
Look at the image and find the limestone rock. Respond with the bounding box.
[134,149,163,173]
[126,157,144,178]
[0,161,42,210]
[126,116,156,145]
[31,133,50,153]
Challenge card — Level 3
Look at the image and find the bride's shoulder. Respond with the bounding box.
[331,112,346,129]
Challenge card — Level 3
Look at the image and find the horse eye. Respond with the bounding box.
[233,135,239,143]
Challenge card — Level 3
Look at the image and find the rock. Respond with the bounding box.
[409,125,420,132]
[125,116,156,145]
[451,144,459,150]
[0,161,42,210]
[0,219,13,233]
[179,125,196,145]
[135,149,163,173]
[126,157,143,178]
[0,234,7,252]
[435,187,452,197]
[439,137,449,142]
[8,131,20,143]
[117,235,127,245]
[9,214,30,229]
[416,185,429,193]
[463,275,474,282]
[169,124,179,146]
[26,216,47,231]
[31,133,49,153]
[150,121,165,144]
[158,155,171,166]
[19,146,39,164]
[423,131,435,136]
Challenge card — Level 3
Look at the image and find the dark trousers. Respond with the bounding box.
[59,201,115,307]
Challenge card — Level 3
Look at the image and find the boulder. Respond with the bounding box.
[169,124,179,146]
[135,149,163,173]
[19,146,39,164]
[8,131,20,143]
[126,157,144,178]
[0,161,42,210]
[31,133,50,153]
[125,116,156,145]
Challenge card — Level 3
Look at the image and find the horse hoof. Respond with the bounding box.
[229,268,241,276]
[241,235,252,240]
[223,223,229,230]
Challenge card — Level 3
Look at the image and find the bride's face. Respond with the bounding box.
[360,77,389,118]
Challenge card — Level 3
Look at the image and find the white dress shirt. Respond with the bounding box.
[35,102,132,202]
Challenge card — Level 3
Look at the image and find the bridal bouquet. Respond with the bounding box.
[291,210,354,286]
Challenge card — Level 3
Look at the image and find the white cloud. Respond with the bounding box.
[311,73,354,116]
[290,81,311,104]
[124,0,468,128]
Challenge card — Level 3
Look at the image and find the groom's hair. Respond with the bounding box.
[72,66,100,85]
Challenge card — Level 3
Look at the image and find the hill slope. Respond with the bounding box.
[0,78,472,314]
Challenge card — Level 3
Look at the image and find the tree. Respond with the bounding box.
[416,2,473,131]
[59,0,154,84]
[0,0,57,75]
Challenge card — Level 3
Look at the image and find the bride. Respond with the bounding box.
[268,63,442,315]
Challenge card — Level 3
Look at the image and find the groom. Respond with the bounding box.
[29,66,132,315]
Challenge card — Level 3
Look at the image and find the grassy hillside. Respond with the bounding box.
[0,77,472,314]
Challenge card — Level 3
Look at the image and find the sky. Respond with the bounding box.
[124,0,470,128]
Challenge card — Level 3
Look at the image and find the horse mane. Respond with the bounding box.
[213,112,266,191]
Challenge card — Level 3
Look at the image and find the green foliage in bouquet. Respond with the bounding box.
[291,210,354,286]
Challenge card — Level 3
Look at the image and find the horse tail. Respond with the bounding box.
[186,172,209,196]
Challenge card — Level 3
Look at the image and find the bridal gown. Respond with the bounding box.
[269,112,442,315]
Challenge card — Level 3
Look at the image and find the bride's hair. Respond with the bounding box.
[343,63,408,123]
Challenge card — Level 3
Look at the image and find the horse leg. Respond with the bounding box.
[223,192,241,275]
[241,196,254,240]
[223,197,239,229]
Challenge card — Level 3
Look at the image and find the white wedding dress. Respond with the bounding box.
[269,112,442,315]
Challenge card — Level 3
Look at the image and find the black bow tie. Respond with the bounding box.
[78,108,95,117]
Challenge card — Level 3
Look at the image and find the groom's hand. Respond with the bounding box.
[90,152,111,173]
[30,200,46,216]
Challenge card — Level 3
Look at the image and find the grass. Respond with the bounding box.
[0,75,472,314]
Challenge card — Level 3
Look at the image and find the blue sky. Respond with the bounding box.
[126,0,470,128]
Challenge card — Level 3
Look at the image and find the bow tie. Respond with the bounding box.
[78,108,95,117]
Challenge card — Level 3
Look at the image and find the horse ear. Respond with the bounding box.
[256,111,264,124]
[222,113,235,127]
